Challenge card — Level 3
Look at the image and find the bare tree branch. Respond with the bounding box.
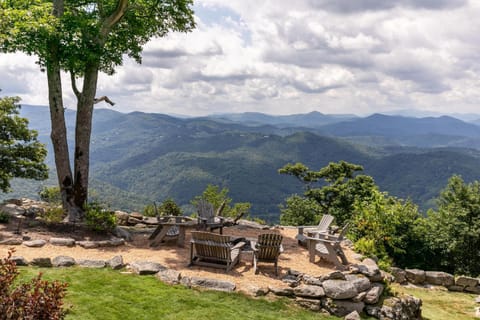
[93,96,115,106]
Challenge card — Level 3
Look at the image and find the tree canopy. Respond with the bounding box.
[0,0,195,221]
[0,94,48,192]
[279,161,376,225]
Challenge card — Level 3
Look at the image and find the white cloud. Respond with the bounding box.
[1,0,480,116]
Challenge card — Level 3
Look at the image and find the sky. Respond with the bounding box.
[1,0,480,116]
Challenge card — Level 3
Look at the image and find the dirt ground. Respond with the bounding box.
[0,217,356,291]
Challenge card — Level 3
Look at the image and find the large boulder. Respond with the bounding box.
[114,211,129,225]
[356,259,382,282]
[108,255,124,270]
[10,256,29,266]
[0,203,25,216]
[129,261,165,275]
[425,271,454,287]
[156,269,181,285]
[0,238,22,245]
[344,310,361,320]
[293,284,325,298]
[364,283,384,305]
[31,257,52,267]
[405,269,426,284]
[322,280,358,300]
[322,298,365,317]
[112,226,133,241]
[295,298,323,312]
[53,256,76,267]
[365,294,422,320]
[344,274,372,293]
[456,276,479,288]
[391,267,407,284]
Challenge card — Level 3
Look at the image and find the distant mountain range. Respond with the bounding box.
[3,105,480,222]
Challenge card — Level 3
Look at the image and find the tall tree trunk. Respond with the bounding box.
[72,63,99,210]
[46,45,80,221]
[46,0,83,222]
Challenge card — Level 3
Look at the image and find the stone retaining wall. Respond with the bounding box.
[5,253,422,320]
[391,267,480,294]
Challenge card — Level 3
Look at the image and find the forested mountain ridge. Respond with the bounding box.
[4,105,480,222]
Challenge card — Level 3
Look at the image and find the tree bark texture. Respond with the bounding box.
[73,63,99,209]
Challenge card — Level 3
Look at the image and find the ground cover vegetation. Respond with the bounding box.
[280,161,480,277]
[15,266,338,320]
[0,250,68,320]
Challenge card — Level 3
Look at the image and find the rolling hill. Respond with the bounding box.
[4,105,480,222]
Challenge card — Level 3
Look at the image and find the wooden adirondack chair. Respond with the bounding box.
[189,231,245,272]
[296,214,334,246]
[305,223,349,268]
[251,233,283,276]
[196,200,225,234]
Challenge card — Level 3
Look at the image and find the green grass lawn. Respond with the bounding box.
[392,284,478,320]
[16,267,479,319]
[17,267,338,320]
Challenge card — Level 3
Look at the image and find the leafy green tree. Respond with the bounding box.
[191,184,251,219]
[0,94,48,192]
[279,195,323,226]
[0,1,195,222]
[279,161,376,225]
[424,175,480,276]
[350,189,424,268]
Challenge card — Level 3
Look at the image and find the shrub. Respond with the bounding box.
[39,186,62,204]
[0,249,68,319]
[84,202,116,233]
[158,198,182,216]
[279,195,322,226]
[43,206,66,223]
[142,203,156,217]
[0,211,9,223]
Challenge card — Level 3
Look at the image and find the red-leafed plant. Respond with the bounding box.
[0,249,68,320]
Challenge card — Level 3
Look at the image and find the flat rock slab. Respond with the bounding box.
[50,237,76,247]
[53,256,76,267]
[77,259,106,268]
[475,296,480,304]
[456,276,479,288]
[425,271,454,287]
[189,276,236,292]
[77,241,100,249]
[23,239,47,247]
[405,269,426,284]
[156,269,181,285]
[129,261,165,275]
[0,238,23,245]
[31,257,52,267]
[268,286,294,296]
